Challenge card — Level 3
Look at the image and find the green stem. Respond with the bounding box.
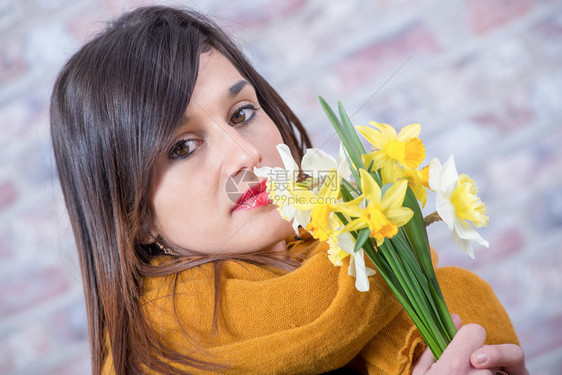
[321,99,458,358]
[392,232,444,328]
[382,240,448,353]
[362,241,442,358]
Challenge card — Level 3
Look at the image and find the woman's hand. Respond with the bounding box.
[469,343,528,375]
[412,315,528,375]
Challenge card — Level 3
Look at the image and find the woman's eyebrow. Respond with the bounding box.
[179,80,251,125]
[228,80,249,98]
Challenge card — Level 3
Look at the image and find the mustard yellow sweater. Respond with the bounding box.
[103,231,518,374]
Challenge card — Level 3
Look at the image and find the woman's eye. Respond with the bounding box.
[169,139,199,160]
[230,104,257,125]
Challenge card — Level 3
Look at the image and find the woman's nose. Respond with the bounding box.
[214,124,263,177]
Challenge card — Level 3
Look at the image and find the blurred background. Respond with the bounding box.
[1,0,561,373]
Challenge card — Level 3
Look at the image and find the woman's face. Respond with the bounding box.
[148,49,294,255]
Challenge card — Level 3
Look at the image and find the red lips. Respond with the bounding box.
[232,179,269,212]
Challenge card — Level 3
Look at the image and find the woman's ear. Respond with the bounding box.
[136,222,158,245]
[137,222,176,256]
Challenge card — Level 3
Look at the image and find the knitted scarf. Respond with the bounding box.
[103,231,519,374]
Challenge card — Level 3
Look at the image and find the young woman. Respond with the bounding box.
[50,6,528,375]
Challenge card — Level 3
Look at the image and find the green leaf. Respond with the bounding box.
[353,228,371,253]
[382,239,448,353]
[337,101,366,159]
[402,188,434,279]
[391,233,448,337]
[380,182,394,197]
[338,102,384,186]
[318,97,364,182]
[362,239,443,358]
[340,179,358,202]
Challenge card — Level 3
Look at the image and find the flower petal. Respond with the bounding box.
[279,201,297,219]
[356,125,388,150]
[288,184,316,210]
[385,207,414,227]
[397,123,421,141]
[336,142,352,180]
[380,179,408,212]
[439,155,459,195]
[290,219,301,233]
[428,158,443,191]
[380,163,402,185]
[337,231,356,254]
[410,179,427,208]
[454,218,489,247]
[348,254,356,276]
[334,195,365,217]
[450,219,489,258]
[451,174,489,227]
[451,229,475,259]
[342,218,367,233]
[276,144,299,172]
[318,169,340,200]
[301,148,336,175]
[362,151,387,172]
[359,169,381,202]
[253,165,274,179]
[435,191,456,231]
[292,208,312,232]
[352,250,371,292]
[370,122,398,140]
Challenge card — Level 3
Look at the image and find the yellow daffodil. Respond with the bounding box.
[325,220,376,291]
[428,156,489,258]
[327,242,349,266]
[290,169,340,242]
[403,165,430,208]
[325,216,351,266]
[357,122,426,183]
[382,164,430,208]
[335,169,413,246]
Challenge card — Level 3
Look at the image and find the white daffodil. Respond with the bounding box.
[254,143,350,233]
[327,227,376,292]
[300,142,351,191]
[428,155,489,258]
[254,144,304,232]
[348,247,377,292]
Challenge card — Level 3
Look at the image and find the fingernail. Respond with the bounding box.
[474,352,488,364]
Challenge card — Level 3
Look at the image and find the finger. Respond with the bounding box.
[411,346,436,375]
[434,324,487,373]
[471,344,528,375]
[443,324,486,358]
[451,313,462,329]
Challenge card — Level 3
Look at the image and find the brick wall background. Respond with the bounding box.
[1,0,561,374]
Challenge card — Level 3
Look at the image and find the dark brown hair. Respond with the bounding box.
[50,6,311,374]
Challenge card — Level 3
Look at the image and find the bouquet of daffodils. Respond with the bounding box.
[255,98,489,359]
